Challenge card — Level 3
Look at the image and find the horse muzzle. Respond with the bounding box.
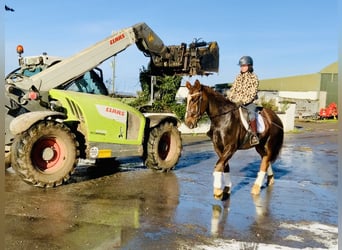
[185,118,198,129]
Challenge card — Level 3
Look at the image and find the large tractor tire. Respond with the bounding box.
[11,121,78,188]
[144,121,182,172]
[5,149,11,169]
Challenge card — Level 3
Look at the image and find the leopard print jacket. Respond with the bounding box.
[227,72,259,105]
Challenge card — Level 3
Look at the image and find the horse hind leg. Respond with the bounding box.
[251,157,272,195]
[251,163,274,195]
[251,171,266,195]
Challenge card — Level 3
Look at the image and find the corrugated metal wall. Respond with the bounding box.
[320,73,338,104]
[259,74,321,91]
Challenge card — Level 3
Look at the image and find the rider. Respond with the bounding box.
[227,56,259,145]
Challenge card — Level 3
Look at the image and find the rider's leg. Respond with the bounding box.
[249,119,259,145]
[247,103,259,145]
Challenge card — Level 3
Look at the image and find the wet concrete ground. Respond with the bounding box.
[5,120,338,249]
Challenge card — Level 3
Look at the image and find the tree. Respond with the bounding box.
[129,66,186,120]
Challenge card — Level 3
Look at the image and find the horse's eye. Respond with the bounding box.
[191,96,200,103]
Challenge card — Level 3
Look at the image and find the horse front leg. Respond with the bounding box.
[213,147,235,200]
[213,162,232,200]
[266,163,275,186]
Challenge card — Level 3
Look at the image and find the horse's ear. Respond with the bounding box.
[194,79,201,89]
[185,81,192,89]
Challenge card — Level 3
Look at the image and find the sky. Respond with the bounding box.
[4,0,338,94]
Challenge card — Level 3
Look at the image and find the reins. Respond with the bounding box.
[208,107,238,119]
[271,121,284,131]
[187,89,239,119]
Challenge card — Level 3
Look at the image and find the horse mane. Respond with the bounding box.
[202,85,234,106]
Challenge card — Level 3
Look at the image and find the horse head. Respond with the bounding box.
[185,79,207,129]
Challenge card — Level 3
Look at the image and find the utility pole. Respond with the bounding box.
[150,75,156,104]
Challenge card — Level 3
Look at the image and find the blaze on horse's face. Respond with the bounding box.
[185,80,203,129]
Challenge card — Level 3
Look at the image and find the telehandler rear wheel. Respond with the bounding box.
[11,121,78,187]
[145,121,182,172]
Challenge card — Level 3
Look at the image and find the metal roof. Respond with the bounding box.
[320,62,338,73]
[259,62,338,92]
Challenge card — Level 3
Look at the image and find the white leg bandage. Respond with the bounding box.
[267,164,273,176]
[255,171,266,187]
[213,171,224,190]
[223,172,232,188]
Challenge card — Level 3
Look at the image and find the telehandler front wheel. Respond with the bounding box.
[145,121,182,172]
[5,149,11,169]
[11,121,78,188]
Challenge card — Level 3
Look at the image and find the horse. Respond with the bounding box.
[184,79,284,200]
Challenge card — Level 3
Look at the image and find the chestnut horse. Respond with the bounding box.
[185,80,284,200]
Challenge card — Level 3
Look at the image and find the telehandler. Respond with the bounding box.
[5,22,219,187]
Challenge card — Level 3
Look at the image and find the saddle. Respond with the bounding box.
[238,106,265,133]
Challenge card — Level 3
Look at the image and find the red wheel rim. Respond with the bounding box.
[158,133,171,160]
[31,137,64,172]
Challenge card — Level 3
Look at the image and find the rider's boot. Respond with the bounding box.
[249,119,259,146]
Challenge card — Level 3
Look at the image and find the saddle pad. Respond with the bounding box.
[238,107,265,133]
[256,112,265,133]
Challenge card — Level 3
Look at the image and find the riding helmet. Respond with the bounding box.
[238,56,253,66]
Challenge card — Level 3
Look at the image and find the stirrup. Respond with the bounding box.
[250,134,259,146]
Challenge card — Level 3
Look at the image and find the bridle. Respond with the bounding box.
[186,90,238,120]
[186,91,203,118]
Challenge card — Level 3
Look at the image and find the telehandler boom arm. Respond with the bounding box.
[14,22,219,92]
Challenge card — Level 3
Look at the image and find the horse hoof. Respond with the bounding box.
[267,175,275,186]
[214,194,223,200]
[213,188,224,200]
[223,186,231,194]
[222,192,230,201]
[251,184,261,195]
[213,192,230,201]
[214,193,230,201]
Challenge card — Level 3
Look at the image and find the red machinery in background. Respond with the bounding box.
[319,102,338,119]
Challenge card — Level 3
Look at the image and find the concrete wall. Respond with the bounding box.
[277,103,296,132]
[178,122,210,135]
[278,91,320,100]
[258,90,323,118]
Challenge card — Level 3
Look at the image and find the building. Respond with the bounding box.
[177,62,338,118]
[258,62,338,117]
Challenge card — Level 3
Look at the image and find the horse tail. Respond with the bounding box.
[267,110,284,163]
